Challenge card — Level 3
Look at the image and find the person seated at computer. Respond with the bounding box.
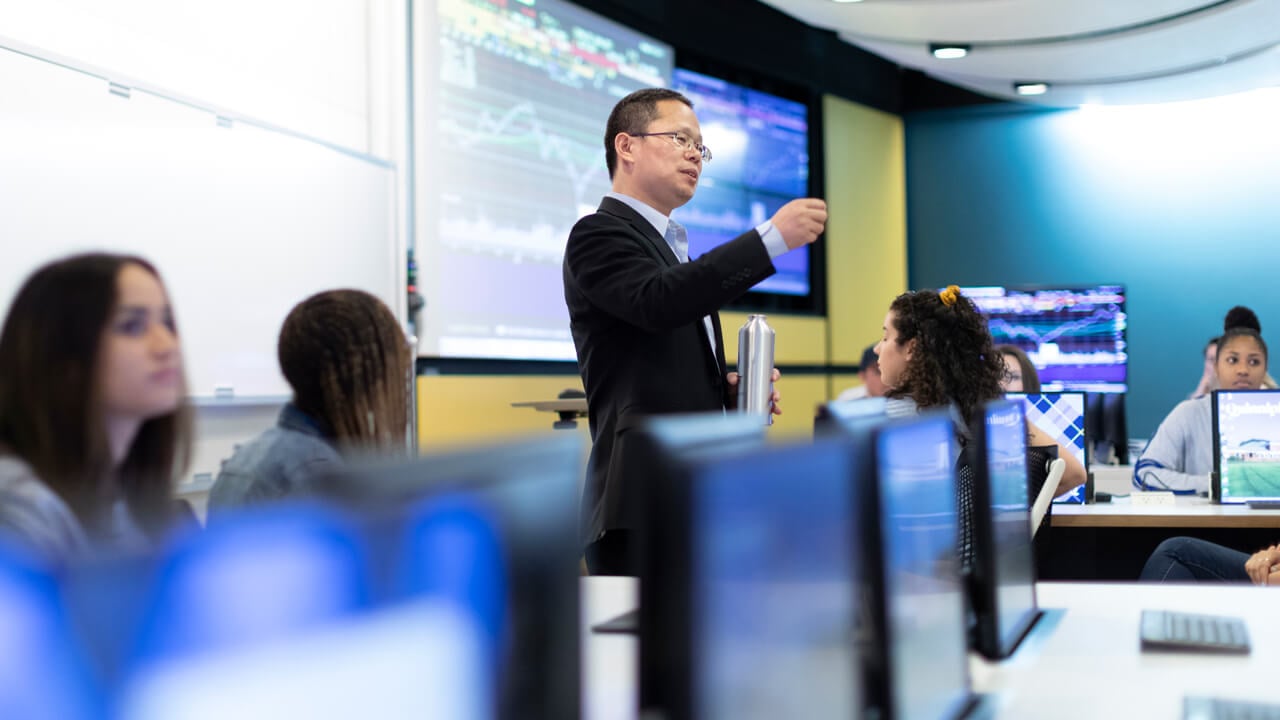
[0,253,193,563]
[1140,537,1280,585]
[996,344,1040,394]
[876,286,1086,496]
[836,344,885,401]
[1135,314,1268,493]
[1189,308,1277,399]
[208,289,411,518]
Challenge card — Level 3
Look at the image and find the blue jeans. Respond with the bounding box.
[1140,537,1251,582]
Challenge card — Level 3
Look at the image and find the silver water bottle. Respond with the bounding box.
[737,314,775,424]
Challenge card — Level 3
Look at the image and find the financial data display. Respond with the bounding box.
[418,0,672,359]
[672,68,810,297]
[1215,390,1280,501]
[964,285,1128,393]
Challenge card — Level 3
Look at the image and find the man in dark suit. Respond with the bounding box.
[563,88,827,574]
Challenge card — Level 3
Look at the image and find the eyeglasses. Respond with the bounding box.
[631,131,712,163]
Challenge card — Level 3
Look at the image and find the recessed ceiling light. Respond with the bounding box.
[1014,82,1050,96]
[929,44,969,60]
[830,0,863,4]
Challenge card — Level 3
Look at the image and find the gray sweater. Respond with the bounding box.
[0,456,150,564]
[1135,394,1212,493]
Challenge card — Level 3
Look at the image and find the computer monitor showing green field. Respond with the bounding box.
[1212,389,1280,502]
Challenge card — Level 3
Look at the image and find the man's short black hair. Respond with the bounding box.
[604,88,693,179]
[860,344,879,373]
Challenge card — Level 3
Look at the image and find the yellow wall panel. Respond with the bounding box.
[767,375,830,440]
[720,311,827,366]
[417,375,589,450]
[823,95,908,365]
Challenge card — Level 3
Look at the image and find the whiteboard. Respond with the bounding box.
[0,49,401,400]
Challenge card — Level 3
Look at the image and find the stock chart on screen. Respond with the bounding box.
[419,0,673,360]
[964,285,1128,393]
[672,68,810,297]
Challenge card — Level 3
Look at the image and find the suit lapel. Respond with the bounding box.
[710,312,728,397]
[598,197,680,267]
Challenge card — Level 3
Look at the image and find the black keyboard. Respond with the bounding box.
[1185,696,1280,720]
[1140,610,1250,654]
[1246,500,1280,510]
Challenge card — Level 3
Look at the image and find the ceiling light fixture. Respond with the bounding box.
[929,44,970,60]
[1014,82,1050,96]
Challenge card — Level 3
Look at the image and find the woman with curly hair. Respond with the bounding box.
[875,285,1086,496]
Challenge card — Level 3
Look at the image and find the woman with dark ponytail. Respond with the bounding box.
[207,289,412,518]
[1136,305,1270,493]
[875,285,1087,495]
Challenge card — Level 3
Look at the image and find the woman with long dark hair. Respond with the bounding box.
[0,253,192,561]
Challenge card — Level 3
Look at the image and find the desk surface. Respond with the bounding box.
[582,577,1280,719]
[980,582,1280,717]
[1053,496,1280,528]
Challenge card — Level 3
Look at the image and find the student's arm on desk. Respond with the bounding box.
[1027,421,1086,496]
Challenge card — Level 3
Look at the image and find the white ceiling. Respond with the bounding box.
[759,0,1280,107]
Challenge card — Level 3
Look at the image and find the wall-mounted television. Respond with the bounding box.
[672,67,818,312]
[963,285,1128,393]
[416,0,674,361]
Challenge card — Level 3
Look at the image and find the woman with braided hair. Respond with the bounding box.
[875,285,1087,496]
[208,289,412,518]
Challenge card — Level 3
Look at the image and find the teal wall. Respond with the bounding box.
[904,95,1280,437]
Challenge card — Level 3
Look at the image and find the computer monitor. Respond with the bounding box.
[863,411,976,720]
[671,67,815,310]
[315,434,583,720]
[1007,391,1088,503]
[1083,392,1130,465]
[963,284,1127,393]
[0,544,98,720]
[969,399,1041,659]
[61,501,499,720]
[1212,390,1280,503]
[814,396,888,437]
[638,436,859,720]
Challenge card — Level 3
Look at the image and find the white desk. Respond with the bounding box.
[581,578,1280,719]
[978,582,1280,717]
[582,577,638,720]
[1053,495,1280,528]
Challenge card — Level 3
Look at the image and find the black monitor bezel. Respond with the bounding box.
[636,413,769,720]
[968,398,1041,659]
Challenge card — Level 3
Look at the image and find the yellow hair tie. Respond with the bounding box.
[939,284,961,307]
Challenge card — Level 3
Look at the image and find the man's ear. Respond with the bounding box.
[614,133,636,170]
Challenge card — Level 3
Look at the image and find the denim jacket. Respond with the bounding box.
[207,403,342,521]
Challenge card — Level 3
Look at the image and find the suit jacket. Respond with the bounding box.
[563,196,776,545]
